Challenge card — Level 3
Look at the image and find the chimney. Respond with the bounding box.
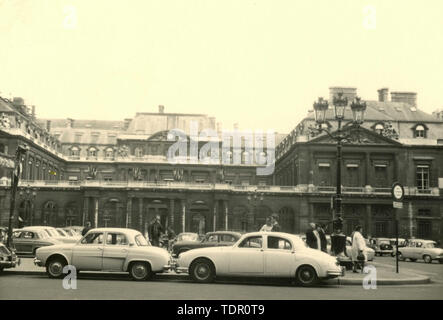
[123,118,131,130]
[377,88,389,102]
[67,118,74,128]
[329,87,357,106]
[158,105,165,113]
[391,91,417,107]
[31,105,36,118]
[46,120,51,132]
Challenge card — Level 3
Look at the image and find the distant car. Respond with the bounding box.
[34,228,171,280]
[55,228,81,243]
[397,239,443,264]
[173,232,344,286]
[172,231,242,257]
[370,238,394,256]
[21,226,72,244]
[0,242,20,273]
[12,228,62,256]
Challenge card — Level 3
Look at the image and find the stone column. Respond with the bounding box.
[213,200,218,231]
[169,198,175,230]
[223,200,229,230]
[94,198,99,228]
[366,204,372,238]
[138,198,143,232]
[181,200,186,232]
[83,197,89,225]
[126,197,132,228]
[408,201,414,238]
[365,152,371,187]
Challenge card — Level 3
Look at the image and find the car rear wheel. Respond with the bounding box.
[46,257,67,279]
[423,255,432,264]
[398,253,405,261]
[295,265,318,287]
[129,262,152,281]
[189,258,215,283]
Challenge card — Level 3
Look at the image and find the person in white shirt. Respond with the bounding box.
[351,225,367,273]
[260,217,274,232]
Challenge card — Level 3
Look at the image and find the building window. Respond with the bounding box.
[135,147,143,157]
[413,124,427,138]
[88,147,97,158]
[417,220,432,239]
[416,165,430,192]
[242,151,250,164]
[70,146,79,157]
[374,123,384,134]
[375,221,388,237]
[345,164,360,187]
[318,162,331,186]
[374,165,388,187]
[105,148,114,159]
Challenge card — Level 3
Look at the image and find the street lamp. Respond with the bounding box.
[247,191,264,232]
[312,92,366,254]
[6,144,29,249]
[18,185,37,227]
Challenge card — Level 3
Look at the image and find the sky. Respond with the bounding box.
[0,0,442,134]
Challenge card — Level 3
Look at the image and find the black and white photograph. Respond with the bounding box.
[0,0,442,308]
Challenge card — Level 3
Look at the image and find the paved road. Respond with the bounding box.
[373,256,443,283]
[1,272,442,300]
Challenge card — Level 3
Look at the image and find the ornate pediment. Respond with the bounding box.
[309,126,402,146]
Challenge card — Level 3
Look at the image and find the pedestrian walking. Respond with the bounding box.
[260,217,274,232]
[81,221,92,236]
[317,223,327,253]
[306,223,319,249]
[148,214,164,247]
[351,225,367,273]
[271,214,281,232]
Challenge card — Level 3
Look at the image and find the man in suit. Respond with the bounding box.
[306,223,319,249]
[317,223,328,253]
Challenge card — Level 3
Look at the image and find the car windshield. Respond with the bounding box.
[425,243,436,248]
[135,234,150,246]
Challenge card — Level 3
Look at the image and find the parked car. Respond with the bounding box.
[20,226,72,243]
[12,228,62,255]
[55,228,81,243]
[0,242,20,273]
[171,231,242,257]
[370,238,394,256]
[173,232,344,286]
[389,238,407,256]
[34,228,171,280]
[397,239,443,263]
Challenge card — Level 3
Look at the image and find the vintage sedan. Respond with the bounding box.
[0,243,20,273]
[12,228,62,255]
[370,238,394,256]
[34,228,171,281]
[55,228,82,243]
[20,226,72,243]
[173,232,344,286]
[397,239,443,263]
[172,231,241,257]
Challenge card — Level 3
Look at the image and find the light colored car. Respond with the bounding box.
[0,243,20,272]
[21,226,71,244]
[397,239,443,264]
[12,228,62,255]
[34,228,171,281]
[370,238,394,256]
[173,232,344,287]
[55,228,81,243]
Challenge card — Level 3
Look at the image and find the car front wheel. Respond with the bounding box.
[423,255,432,264]
[129,262,152,281]
[189,258,215,283]
[46,257,67,279]
[295,265,318,287]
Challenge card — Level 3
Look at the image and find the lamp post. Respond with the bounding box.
[247,191,264,232]
[18,184,37,227]
[6,144,29,249]
[312,93,366,254]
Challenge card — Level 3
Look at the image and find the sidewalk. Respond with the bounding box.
[3,258,430,286]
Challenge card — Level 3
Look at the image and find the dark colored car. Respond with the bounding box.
[0,242,20,273]
[171,231,242,257]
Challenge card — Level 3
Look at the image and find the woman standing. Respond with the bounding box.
[351,225,367,273]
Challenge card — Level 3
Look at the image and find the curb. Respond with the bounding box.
[3,270,431,286]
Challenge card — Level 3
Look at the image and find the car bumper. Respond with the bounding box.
[327,266,345,277]
[0,257,20,269]
[34,258,43,267]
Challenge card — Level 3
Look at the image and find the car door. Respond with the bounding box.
[413,242,423,259]
[20,231,35,254]
[264,235,293,277]
[228,235,264,275]
[102,232,129,271]
[71,232,104,270]
[12,231,25,253]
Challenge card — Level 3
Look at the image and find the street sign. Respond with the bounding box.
[391,182,404,201]
[393,201,403,209]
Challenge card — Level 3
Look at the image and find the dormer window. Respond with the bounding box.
[134,147,143,157]
[88,147,97,158]
[374,123,384,134]
[413,124,427,138]
[70,146,79,157]
[105,147,114,159]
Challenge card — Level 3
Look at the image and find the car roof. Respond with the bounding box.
[206,231,242,237]
[88,228,141,235]
[22,226,56,230]
[240,231,302,240]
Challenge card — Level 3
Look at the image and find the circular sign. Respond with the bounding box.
[391,182,404,201]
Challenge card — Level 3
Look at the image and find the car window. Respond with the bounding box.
[56,229,67,237]
[267,236,292,250]
[425,243,435,249]
[22,231,35,239]
[81,232,104,244]
[221,235,236,242]
[106,233,128,245]
[416,242,423,248]
[238,236,262,248]
[12,231,22,239]
[206,235,218,242]
[135,234,150,246]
